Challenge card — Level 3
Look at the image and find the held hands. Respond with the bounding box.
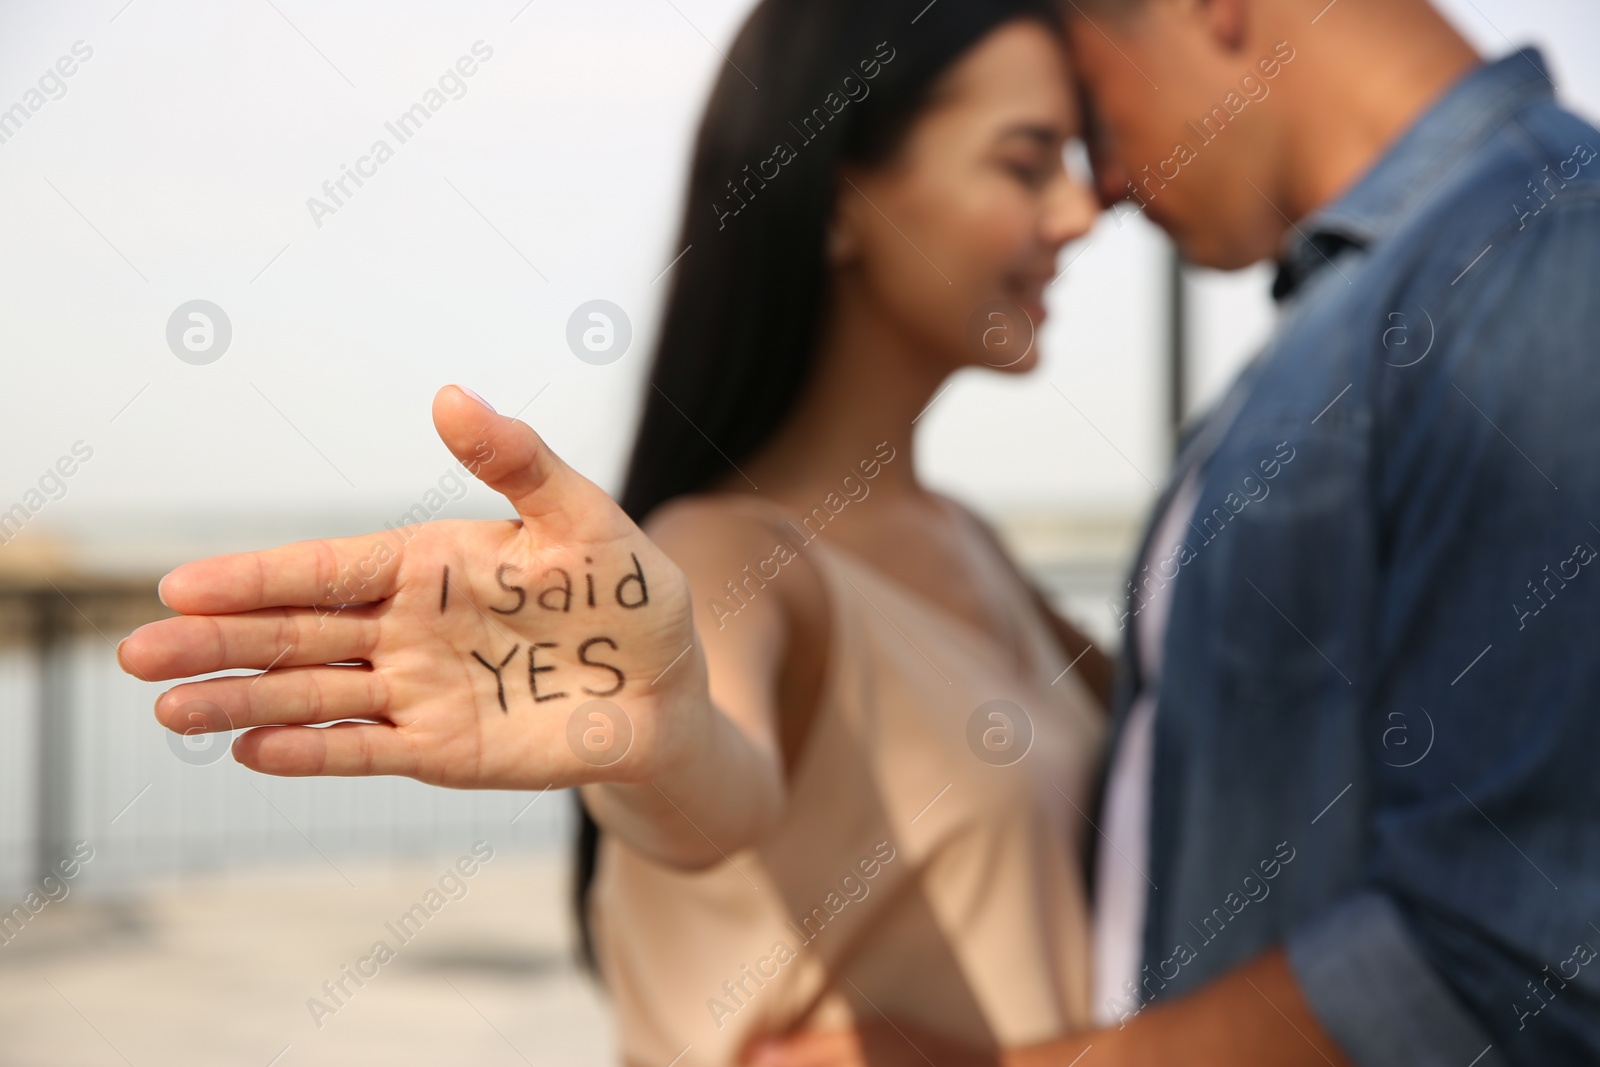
[117,386,707,792]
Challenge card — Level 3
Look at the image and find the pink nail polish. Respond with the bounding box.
[458,386,496,413]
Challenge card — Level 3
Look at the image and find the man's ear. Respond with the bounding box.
[1198,0,1249,52]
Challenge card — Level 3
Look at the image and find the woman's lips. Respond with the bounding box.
[1003,276,1050,327]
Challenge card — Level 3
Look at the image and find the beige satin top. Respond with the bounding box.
[591,494,1106,1066]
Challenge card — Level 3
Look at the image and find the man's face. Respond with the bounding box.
[1066,2,1293,270]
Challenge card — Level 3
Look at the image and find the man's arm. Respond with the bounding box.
[1290,192,1600,1066]
[746,947,1352,1066]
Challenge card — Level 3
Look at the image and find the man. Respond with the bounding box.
[752,0,1600,1063]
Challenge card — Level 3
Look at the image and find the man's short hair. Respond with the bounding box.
[1065,0,1147,16]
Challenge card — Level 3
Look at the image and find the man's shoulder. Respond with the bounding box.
[1248,98,1600,432]
[1485,96,1600,228]
[1506,94,1600,176]
[1347,98,1600,326]
[1409,97,1600,265]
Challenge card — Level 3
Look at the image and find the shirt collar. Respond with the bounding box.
[1273,48,1556,301]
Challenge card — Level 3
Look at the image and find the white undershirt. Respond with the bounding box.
[1091,471,1203,1026]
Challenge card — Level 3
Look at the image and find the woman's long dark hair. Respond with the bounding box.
[573,0,1064,975]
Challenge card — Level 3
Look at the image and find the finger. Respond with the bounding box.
[432,385,603,534]
[233,721,417,778]
[119,608,378,681]
[157,533,405,615]
[156,665,388,732]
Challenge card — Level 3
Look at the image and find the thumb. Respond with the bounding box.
[431,385,593,532]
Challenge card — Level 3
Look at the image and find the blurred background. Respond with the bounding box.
[0,0,1594,1063]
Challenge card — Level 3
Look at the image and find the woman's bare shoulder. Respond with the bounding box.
[643,494,824,615]
[645,493,833,766]
[645,493,790,558]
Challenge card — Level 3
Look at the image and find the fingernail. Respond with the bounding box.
[156,574,171,609]
[458,385,496,413]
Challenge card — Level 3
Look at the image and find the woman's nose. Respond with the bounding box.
[1043,172,1101,248]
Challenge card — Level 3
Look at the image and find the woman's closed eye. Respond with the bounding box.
[1000,153,1061,189]
[995,122,1069,190]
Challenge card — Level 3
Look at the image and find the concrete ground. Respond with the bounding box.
[0,852,615,1066]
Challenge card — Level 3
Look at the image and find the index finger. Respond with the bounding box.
[158,533,406,615]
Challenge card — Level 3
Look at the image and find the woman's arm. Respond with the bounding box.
[579,500,823,867]
[116,388,803,871]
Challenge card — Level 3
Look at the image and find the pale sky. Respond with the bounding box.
[0,0,1594,568]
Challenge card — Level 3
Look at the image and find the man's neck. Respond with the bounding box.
[1273,1,1482,224]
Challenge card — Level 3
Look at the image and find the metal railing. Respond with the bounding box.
[0,581,571,897]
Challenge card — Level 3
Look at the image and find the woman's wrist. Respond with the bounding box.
[581,686,784,869]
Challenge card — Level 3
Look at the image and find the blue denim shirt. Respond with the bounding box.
[1108,50,1600,1066]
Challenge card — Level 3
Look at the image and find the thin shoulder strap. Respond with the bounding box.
[934,494,1051,672]
[935,495,1031,600]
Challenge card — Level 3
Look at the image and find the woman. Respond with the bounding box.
[118,1,1112,1062]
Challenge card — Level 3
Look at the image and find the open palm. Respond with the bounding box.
[117,386,705,791]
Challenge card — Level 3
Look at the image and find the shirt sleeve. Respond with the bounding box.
[1286,193,1600,1065]
[1288,893,1506,1066]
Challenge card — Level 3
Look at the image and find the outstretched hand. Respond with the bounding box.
[118,386,705,791]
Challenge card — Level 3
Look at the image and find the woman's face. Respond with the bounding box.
[833,19,1097,376]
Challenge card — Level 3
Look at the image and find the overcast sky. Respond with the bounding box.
[0,0,1595,565]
